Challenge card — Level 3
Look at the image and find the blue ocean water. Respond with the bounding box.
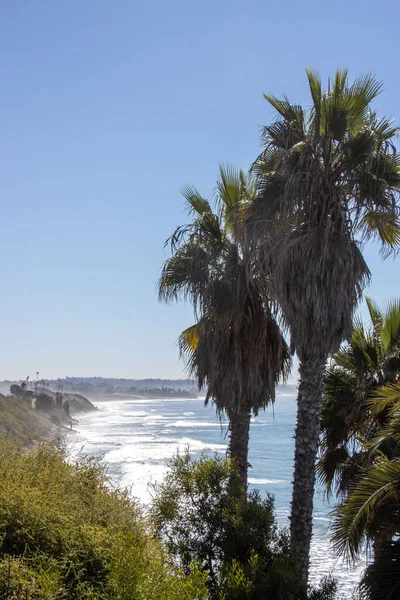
[70,390,365,597]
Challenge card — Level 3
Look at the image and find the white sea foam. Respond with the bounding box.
[109,397,201,404]
[248,477,286,485]
[105,437,225,464]
[167,420,226,428]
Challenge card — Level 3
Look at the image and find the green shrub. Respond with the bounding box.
[0,436,207,600]
[150,451,337,599]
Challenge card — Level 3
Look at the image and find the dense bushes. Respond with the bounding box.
[0,437,336,599]
[0,437,207,600]
[151,451,337,600]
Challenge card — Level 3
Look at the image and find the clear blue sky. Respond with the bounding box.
[1,0,400,381]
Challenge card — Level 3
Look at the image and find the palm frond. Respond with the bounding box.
[331,459,400,561]
[158,243,210,308]
[348,72,383,113]
[263,94,304,127]
[216,164,243,209]
[306,68,321,135]
[365,296,383,331]
[360,538,400,600]
[368,383,400,416]
[319,295,400,527]
[371,113,400,142]
[381,299,400,351]
[181,185,212,217]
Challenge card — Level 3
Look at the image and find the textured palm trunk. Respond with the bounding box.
[291,356,326,584]
[227,404,251,491]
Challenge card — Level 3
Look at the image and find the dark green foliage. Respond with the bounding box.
[35,393,54,410]
[151,451,337,599]
[0,429,339,599]
[307,578,338,600]
[319,298,400,596]
[0,436,207,600]
[9,384,26,398]
[151,451,242,581]
[319,299,400,544]
[360,539,400,599]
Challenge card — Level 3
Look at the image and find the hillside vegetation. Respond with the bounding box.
[0,436,207,600]
[0,390,96,447]
[0,394,56,445]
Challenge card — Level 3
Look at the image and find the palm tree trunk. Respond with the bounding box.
[291,356,326,584]
[227,404,251,491]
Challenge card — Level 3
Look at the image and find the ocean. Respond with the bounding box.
[70,390,366,597]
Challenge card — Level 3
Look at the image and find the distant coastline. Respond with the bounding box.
[0,377,297,403]
[121,386,197,399]
[0,377,199,400]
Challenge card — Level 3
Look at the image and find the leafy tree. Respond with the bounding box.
[10,384,26,398]
[250,69,400,581]
[159,166,290,489]
[151,451,336,600]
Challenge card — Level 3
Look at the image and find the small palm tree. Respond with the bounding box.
[331,382,400,599]
[159,166,290,489]
[250,69,400,582]
[319,297,400,498]
[317,298,400,596]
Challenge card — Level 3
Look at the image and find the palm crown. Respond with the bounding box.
[159,166,290,415]
[251,69,400,360]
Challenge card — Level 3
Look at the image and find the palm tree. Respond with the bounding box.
[319,297,400,499]
[249,69,400,582]
[159,166,291,490]
[331,389,400,559]
[318,299,400,597]
[331,382,400,599]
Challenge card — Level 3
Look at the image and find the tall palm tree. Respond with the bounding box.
[159,166,291,489]
[249,69,400,582]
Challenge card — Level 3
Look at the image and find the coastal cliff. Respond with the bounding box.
[0,387,96,445]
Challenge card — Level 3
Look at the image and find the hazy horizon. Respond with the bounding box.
[0,375,300,387]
